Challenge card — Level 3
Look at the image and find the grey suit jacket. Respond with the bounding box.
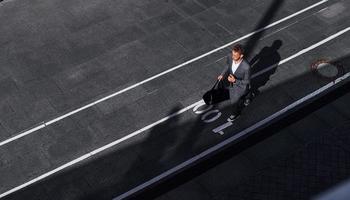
[221,55,251,90]
[220,55,251,103]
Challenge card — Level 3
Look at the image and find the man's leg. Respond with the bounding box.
[234,101,243,115]
[227,100,240,121]
[227,87,246,121]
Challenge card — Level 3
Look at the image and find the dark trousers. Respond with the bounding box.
[230,98,244,115]
[228,84,246,115]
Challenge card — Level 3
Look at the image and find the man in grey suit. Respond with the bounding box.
[218,44,251,121]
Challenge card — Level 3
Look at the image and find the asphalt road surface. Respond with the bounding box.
[0,0,349,199]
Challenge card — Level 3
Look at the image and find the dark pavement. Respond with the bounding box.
[0,0,349,199]
[152,81,350,200]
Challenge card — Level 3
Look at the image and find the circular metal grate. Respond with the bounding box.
[311,59,344,80]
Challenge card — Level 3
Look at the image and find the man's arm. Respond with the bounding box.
[235,62,251,86]
[220,66,228,77]
[218,56,230,80]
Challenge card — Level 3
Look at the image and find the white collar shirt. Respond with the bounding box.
[231,59,242,74]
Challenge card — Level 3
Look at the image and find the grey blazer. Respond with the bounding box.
[221,55,251,102]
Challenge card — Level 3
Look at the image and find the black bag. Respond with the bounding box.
[203,80,229,105]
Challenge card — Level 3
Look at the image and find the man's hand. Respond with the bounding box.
[217,75,223,80]
[228,74,236,83]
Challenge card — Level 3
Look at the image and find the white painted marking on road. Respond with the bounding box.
[0,100,204,199]
[201,110,222,123]
[0,124,46,147]
[0,0,329,147]
[1,25,348,199]
[252,26,350,79]
[212,121,233,135]
[260,7,323,40]
[193,102,213,114]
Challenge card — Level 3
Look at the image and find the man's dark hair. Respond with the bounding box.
[232,44,244,55]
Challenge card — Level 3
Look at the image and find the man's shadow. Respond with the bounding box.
[249,40,283,95]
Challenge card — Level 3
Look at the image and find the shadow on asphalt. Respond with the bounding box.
[243,0,285,58]
[250,39,283,94]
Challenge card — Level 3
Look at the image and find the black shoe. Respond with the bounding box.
[227,114,240,122]
[243,98,251,107]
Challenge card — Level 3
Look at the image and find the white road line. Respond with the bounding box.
[0,25,348,199]
[259,6,323,41]
[253,27,350,78]
[0,0,329,147]
[115,71,350,200]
